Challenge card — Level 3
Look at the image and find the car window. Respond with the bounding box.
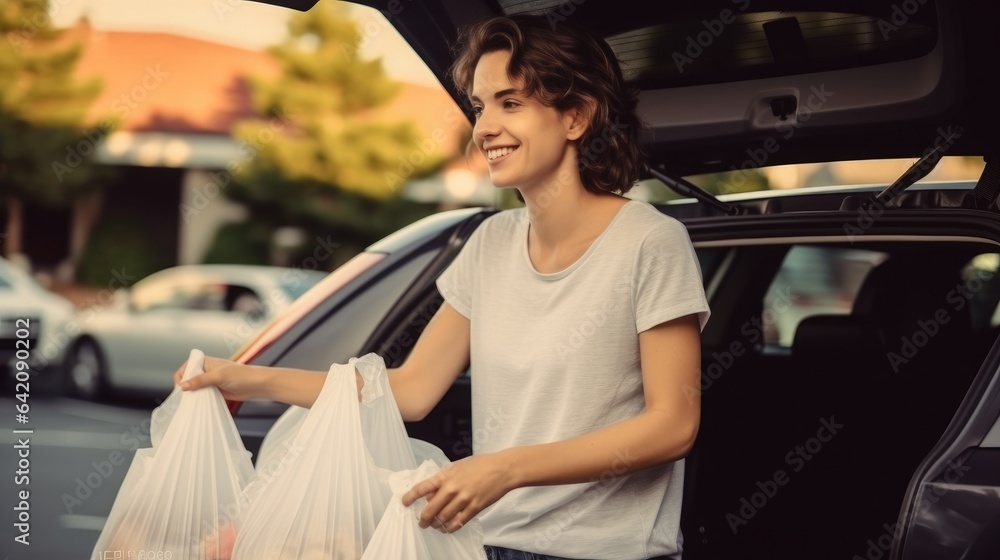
[695,248,727,286]
[132,279,228,312]
[130,277,178,312]
[225,284,266,314]
[763,245,889,347]
[959,253,1000,331]
[279,271,327,301]
[272,248,438,371]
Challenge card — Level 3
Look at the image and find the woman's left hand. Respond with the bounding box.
[402,452,516,533]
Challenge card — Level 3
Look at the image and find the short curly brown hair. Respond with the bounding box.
[450,15,646,195]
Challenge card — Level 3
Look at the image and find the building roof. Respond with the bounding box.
[66,19,281,135]
[62,18,484,175]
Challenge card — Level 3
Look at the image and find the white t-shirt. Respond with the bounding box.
[435,199,711,560]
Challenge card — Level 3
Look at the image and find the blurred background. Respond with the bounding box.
[0,0,986,291]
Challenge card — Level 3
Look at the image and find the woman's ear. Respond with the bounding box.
[563,98,596,141]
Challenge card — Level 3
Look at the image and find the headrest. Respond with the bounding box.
[852,258,972,347]
[791,315,887,372]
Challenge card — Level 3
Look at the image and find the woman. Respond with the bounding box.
[178,15,710,560]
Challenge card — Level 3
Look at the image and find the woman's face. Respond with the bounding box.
[470,50,585,191]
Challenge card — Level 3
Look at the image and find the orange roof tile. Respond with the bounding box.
[61,19,483,168]
[65,19,280,135]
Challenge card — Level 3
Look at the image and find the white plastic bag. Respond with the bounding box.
[355,353,417,471]
[255,353,416,477]
[253,404,308,482]
[232,356,396,559]
[361,460,488,560]
[91,349,255,559]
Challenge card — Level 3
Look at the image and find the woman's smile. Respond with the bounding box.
[486,145,519,163]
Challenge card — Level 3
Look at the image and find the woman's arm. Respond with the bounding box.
[176,302,471,420]
[387,301,472,421]
[402,312,702,533]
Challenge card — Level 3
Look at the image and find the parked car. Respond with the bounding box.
[230,1,1000,559]
[64,264,326,399]
[0,256,75,382]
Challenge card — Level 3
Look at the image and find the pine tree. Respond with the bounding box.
[0,0,102,257]
[227,0,441,248]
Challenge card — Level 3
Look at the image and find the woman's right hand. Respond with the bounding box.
[172,356,269,402]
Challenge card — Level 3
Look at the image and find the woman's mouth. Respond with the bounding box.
[486,146,519,163]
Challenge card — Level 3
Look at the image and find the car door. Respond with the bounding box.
[896,346,1000,560]
[232,209,489,462]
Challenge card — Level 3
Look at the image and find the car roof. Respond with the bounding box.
[142,264,325,287]
[255,0,997,177]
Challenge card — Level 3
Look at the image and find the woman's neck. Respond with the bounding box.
[521,182,626,250]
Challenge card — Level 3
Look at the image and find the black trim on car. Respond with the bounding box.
[359,209,498,366]
[246,212,483,368]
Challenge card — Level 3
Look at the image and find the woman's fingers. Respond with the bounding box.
[433,493,470,533]
[403,476,451,530]
[179,368,220,391]
[172,360,188,387]
[176,355,231,390]
[402,475,439,507]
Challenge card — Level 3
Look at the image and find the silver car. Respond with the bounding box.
[0,256,75,378]
[64,264,326,399]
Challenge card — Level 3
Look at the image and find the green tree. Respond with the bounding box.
[227,0,440,249]
[0,0,103,257]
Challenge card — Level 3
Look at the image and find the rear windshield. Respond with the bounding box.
[500,0,939,88]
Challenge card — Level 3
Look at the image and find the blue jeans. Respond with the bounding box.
[484,547,576,560]
[484,546,673,560]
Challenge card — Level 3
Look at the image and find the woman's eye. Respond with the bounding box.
[471,106,483,118]
[503,100,519,109]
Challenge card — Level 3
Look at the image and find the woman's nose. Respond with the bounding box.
[473,109,500,144]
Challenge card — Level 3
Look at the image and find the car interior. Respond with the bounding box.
[681,240,997,559]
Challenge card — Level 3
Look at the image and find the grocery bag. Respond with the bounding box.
[91,349,256,559]
[354,353,417,471]
[232,356,396,559]
[361,460,488,559]
[253,404,308,483]
[255,353,415,478]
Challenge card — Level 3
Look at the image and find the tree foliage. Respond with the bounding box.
[228,0,441,242]
[0,0,103,206]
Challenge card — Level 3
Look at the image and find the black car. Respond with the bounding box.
[235,1,1000,559]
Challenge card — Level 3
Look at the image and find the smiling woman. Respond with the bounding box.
[173,10,709,560]
[394,15,710,560]
[451,16,646,196]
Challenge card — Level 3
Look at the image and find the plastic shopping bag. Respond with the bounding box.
[361,460,488,560]
[355,353,417,471]
[255,353,416,477]
[232,357,396,559]
[91,349,256,559]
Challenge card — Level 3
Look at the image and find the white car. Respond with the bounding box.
[0,256,76,380]
[64,264,326,399]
